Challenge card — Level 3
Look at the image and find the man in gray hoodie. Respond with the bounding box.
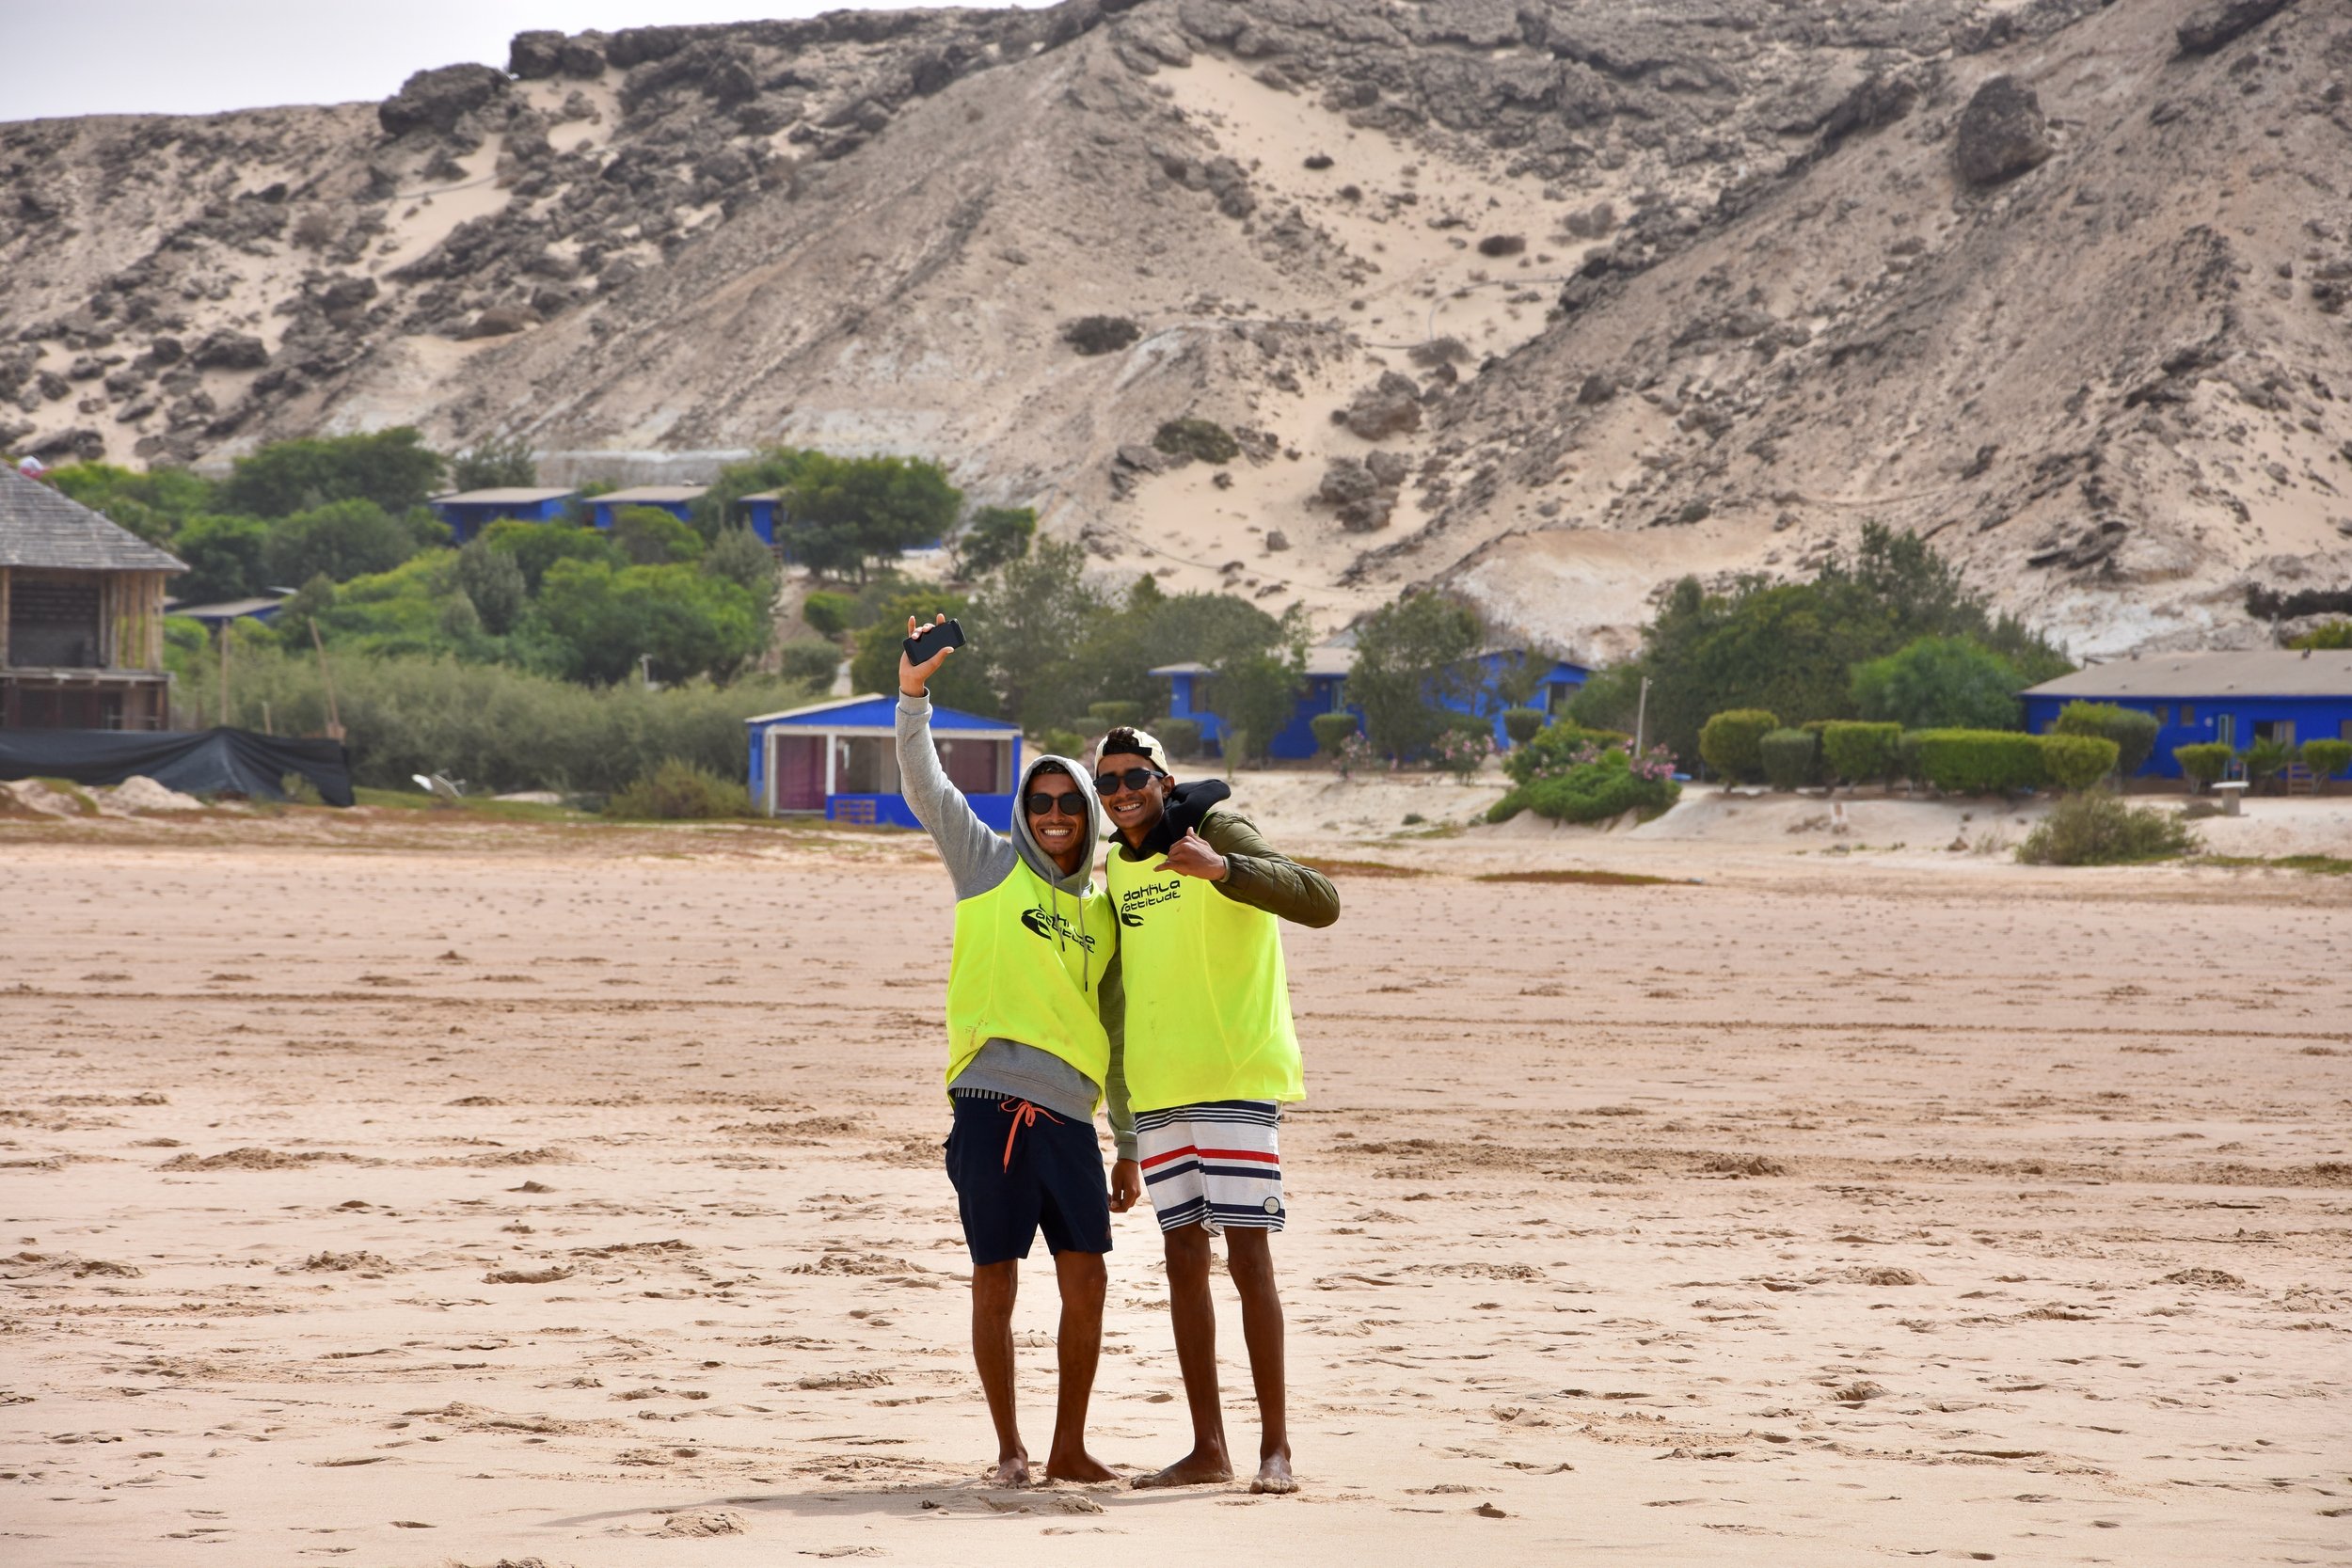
[896,616,1140,1486]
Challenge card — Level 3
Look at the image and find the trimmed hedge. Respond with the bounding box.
[1698,708,1779,783]
[2039,733,2122,792]
[1758,727,1819,791]
[2303,738,2352,780]
[1311,711,1360,756]
[2173,741,2233,784]
[1910,728,2045,793]
[1820,721,1902,786]
[1501,706,1547,745]
[2052,701,2158,776]
[1155,716,1201,759]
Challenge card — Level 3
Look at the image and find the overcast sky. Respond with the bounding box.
[2,1,1052,121]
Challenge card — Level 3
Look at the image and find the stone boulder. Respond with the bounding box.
[1954,75,2052,187]
[189,330,268,371]
[1343,372,1423,440]
[2177,0,2295,55]
[379,63,509,138]
[461,306,538,340]
[1318,456,1391,531]
[1062,316,1142,356]
[508,30,565,79]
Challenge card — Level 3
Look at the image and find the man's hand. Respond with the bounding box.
[898,612,956,698]
[1154,828,1229,882]
[1109,1159,1142,1213]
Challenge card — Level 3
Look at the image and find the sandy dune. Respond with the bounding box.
[2,816,2348,1566]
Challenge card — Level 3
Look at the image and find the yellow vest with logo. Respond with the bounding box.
[1106,841,1304,1112]
[945,859,1115,1100]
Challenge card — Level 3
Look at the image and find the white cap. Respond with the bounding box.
[1093,725,1170,775]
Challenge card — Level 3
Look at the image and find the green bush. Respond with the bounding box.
[2302,738,2352,781]
[1910,728,2045,794]
[1088,701,1145,729]
[1698,708,1778,783]
[1502,722,1633,787]
[1820,721,1902,786]
[1041,727,1089,761]
[2288,619,2352,650]
[612,506,705,565]
[1486,748,1680,825]
[2173,741,2234,786]
[1501,706,1546,745]
[1757,727,1820,791]
[2241,737,2293,787]
[776,641,842,686]
[605,759,753,820]
[1155,717,1201,759]
[1152,417,1241,466]
[801,590,856,638]
[1850,635,2024,731]
[2016,790,2200,865]
[2051,702,2159,776]
[1310,711,1360,756]
[2038,733,2122,792]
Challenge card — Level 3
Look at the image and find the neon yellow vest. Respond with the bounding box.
[945,858,1115,1100]
[1106,838,1303,1113]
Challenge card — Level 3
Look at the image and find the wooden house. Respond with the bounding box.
[0,468,185,731]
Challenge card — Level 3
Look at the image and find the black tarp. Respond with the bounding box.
[0,727,353,805]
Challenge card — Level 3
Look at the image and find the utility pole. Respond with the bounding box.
[1633,675,1651,756]
[309,618,344,741]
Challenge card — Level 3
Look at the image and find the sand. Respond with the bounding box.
[3,806,2348,1566]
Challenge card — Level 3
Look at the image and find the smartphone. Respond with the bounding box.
[903,618,967,664]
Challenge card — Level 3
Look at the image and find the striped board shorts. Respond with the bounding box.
[1134,1100,1284,1235]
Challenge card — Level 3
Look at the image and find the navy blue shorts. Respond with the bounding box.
[944,1093,1112,1266]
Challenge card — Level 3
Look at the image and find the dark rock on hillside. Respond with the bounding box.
[1954,75,2053,186]
[379,64,509,138]
[2176,0,2296,55]
[509,30,565,79]
[1063,315,1142,356]
[1318,455,1393,531]
[1343,372,1423,440]
[462,306,537,340]
[188,330,267,371]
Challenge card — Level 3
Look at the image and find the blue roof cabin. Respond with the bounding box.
[746,694,1024,829]
[428,487,579,544]
[2021,650,2352,780]
[586,484,707,531]
[738,491,782,547]
[1151,643,1589,760]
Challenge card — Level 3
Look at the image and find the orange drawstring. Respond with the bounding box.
[998,1098,1062,1171]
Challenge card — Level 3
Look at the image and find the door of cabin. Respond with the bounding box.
[773,733,825,812]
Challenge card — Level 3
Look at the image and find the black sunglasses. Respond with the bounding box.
[1093,767,1162,795]
[1025,791,1087,817]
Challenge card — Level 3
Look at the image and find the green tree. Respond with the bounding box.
[170,514,273,603]
[479,516,619,594]
[955,504,1037,578]
[1565,664,1646,736]
[692,447,816,544]
[448,434,537,491]
[702,526,778,595]
[536,561,766,686]
[220,427,447,517]
[456,539,528,636]
[1850,636,2025,732]
[612,505,705,566]
[971,537,1106,731]
[777,452,962,580]
[262,499,441,587]
[48,462,215,546]
[1349,591,1482,760]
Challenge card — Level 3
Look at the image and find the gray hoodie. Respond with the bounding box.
[897,695,1133,1150]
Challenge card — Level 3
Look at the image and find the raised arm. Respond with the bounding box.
[1197,810,1341,928]
[896,615,1010,901]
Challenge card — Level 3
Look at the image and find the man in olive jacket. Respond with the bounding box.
[1093,725,1338,1495]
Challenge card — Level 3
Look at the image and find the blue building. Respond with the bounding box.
[747,694,1023,829]
[1151,643,1589,760]
[2020,650,2352,779]
[587,484,707,531]
[428,487,579,544]
[738,491,782,547]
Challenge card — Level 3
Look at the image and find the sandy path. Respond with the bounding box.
[3,832,2348,1566]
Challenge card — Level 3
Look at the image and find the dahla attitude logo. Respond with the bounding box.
[1020,907,1098,950]
[1116,879,1184,928]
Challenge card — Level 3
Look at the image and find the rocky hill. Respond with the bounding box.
[3,0,2347,657]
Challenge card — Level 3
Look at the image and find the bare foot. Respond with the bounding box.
[1250,1451,1297,1495]
[990,1450,1032,1487]
[1043,1449,1120,1484]
[1131,1447,1233,1489]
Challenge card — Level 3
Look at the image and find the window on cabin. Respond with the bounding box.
[2253,720,2295,748]
[832,736,893,794]
[2180,704,2195,725]
[934,736,1008,796]
[2153,704,2170,726]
